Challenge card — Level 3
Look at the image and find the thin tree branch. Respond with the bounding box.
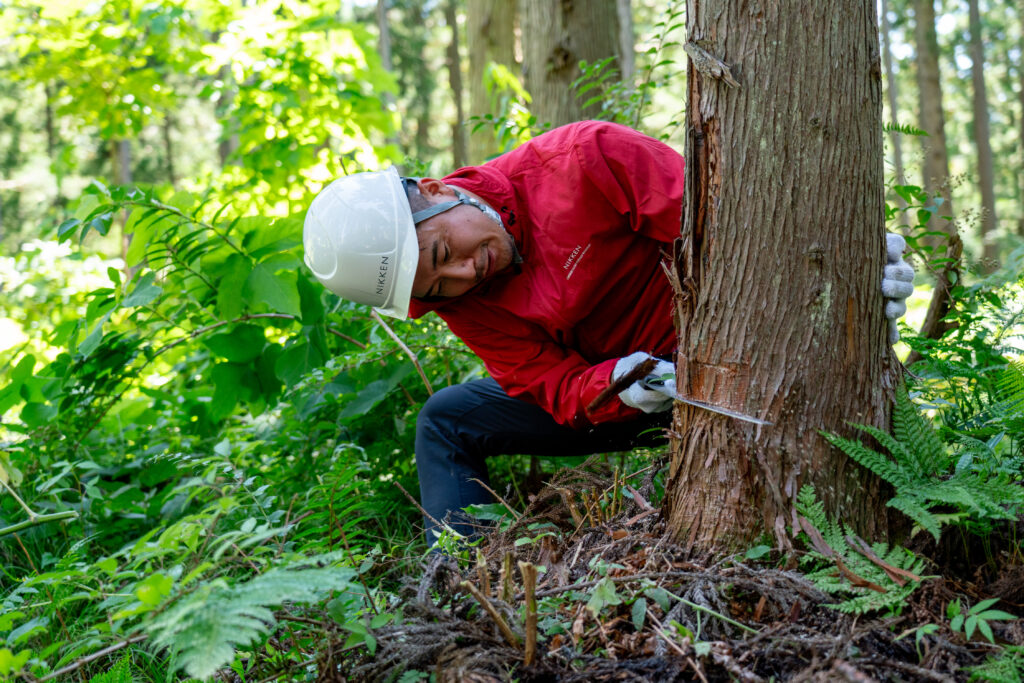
[36,634,148,682]
[0,511,78,539]
[370,310,433,395]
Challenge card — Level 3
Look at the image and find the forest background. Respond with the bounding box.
[0,0,1022,681]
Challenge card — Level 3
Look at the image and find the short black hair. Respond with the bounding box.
[402,177,432,218]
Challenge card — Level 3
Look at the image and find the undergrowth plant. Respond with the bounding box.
[823,385,1024,542]
[0,179,480,679]
[795,485,928,615]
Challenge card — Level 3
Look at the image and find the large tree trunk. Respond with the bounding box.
[662,0,899,553]
[519,0,620,127]
[445,0,468,169]
[467,0,517,163]
[967,0,999,271]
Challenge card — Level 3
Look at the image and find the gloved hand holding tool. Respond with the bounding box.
[882,233,916,344]
[613,352,772,426]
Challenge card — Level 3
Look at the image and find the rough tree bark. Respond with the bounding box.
[662,0,900,552]
[467,0,517,163]
[967,0,999,270]
[519,0,620,126]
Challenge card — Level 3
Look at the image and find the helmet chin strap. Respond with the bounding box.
[404,179,504,228]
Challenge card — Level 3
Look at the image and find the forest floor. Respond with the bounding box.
[325,464,1024,682]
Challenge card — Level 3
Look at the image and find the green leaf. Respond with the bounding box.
[245,264,301,317]
[631,597,647,631]
[136,572,175,607]
[971,598,1000,613]
[297,273,325,324]
[204,324,267,363]
[217,254,252,321]
[78,313,112,358]
[745,545,771,560]
[125,210,160,266]
[977,619,995,644]
[20,400,58,427]
[123,271,162,308]
[978,609,1016,622]
[0,648,31,676]
[338,362,414,420]
[586,577,622,618]
[74,194,100,221]
[275,342,326,388]
[208,363,247,421]
[644,586,672,611]
[8,616,48,645]
[965,614,977,640]
[57,218,82,240]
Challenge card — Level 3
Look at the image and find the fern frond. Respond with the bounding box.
[797,486,927,615]
[996,360,1024,403]
[145,564,356,679]
[892,387,949,472]
[968,644,1024,682]
[822,431,909,487]
[87,655,132,683]
[887,496,942,541]
[884,121,929,136]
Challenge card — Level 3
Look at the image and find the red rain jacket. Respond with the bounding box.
[408,121,684,427]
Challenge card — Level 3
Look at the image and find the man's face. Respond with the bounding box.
[411,180,516,299]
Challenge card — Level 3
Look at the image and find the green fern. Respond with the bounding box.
[822,386,1024,540]
[969,644,1024,682]
[796,485,927,615]
[883,120,929,136]
[144,563,356,679]
[87,655,132,683]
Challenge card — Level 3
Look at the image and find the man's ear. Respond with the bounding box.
[417,178,456,200]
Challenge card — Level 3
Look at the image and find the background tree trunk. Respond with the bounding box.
[914,0,955,230]
[880,0,907,189]
[617,0,635,84]
[663,0,899,553]
[908,0,963,364]
[1018,3,1023,237]
[445,0,468,169]
[162,115,177,189]
[519,0,620,127]
[967,0,998,271]
[466,0,517,164]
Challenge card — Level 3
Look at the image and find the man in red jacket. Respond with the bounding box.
[303,121,915,544]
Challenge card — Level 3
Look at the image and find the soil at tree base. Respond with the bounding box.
[324,464,1023,682]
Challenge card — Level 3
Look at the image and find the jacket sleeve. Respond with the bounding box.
[574,122,685,244]
[443,309,642,428]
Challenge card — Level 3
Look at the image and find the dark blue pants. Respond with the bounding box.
[414,378,669,543]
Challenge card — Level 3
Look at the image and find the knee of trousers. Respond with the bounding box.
[415,383,478,462]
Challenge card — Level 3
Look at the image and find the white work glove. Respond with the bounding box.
[613,352,675,413]
[881,233,915,344]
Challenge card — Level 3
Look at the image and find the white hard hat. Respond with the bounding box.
[303,167,418,319]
